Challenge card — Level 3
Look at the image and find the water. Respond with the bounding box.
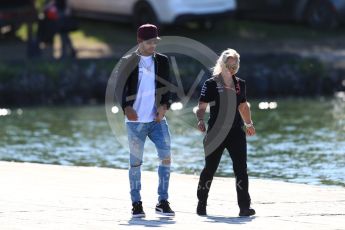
[1,97,344,187]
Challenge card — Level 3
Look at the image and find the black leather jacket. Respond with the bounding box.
[115,51,172,113]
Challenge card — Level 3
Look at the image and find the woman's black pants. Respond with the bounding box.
[197,127,251,209]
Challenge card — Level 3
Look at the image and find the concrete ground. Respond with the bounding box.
[0,161,344,230]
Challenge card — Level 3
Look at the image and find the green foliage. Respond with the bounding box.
[35,0,46,11]
[0,59,119,81]
[297,58,326,77]
[0,63,22,80]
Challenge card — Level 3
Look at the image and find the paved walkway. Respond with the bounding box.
[0,161,344,230]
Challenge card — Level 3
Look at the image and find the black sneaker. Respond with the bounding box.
[196,200,207,216]
[132,201,145,218]
[155,200,175,216]
[239,207,256,217]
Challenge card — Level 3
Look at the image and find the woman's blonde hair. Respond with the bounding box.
[212,48,240,76]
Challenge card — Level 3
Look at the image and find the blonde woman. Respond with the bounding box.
[196,49,256,217]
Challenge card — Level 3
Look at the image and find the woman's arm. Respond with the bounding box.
[196,101,208,132]
[238,102,256,136]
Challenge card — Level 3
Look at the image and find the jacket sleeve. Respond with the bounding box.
[159,56,173,110]
[114,57,131,113]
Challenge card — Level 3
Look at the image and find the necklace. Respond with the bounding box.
[139,57,154,72]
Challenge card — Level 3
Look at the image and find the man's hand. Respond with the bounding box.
[155,105,167,122]
[124,106,138,121]
[198,120,206,132]
[246,126,256,136]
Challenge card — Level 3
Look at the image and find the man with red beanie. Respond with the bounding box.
[115,24,174,218]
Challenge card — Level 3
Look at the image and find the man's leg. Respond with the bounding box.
[60,32,75,58]
[148,120,175,216]
[148,120,171,202]
[126,122,147,203]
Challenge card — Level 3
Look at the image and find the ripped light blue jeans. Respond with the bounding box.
[126,120,171,203]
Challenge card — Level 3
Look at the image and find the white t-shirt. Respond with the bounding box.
[125,55,157,123]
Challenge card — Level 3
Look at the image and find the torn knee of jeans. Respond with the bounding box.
[161,157,171,165]
[130,161,142,168]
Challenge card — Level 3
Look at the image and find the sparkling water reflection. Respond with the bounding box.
[1,97,344,187]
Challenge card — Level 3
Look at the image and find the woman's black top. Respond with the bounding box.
[199,75,247,130]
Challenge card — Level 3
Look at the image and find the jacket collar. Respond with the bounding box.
[135,49,157,59]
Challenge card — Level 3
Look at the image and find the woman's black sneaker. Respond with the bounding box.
[155,200,175,216]
[132,201,145,218]
[239,207,256,217]
[196,201,207,216]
